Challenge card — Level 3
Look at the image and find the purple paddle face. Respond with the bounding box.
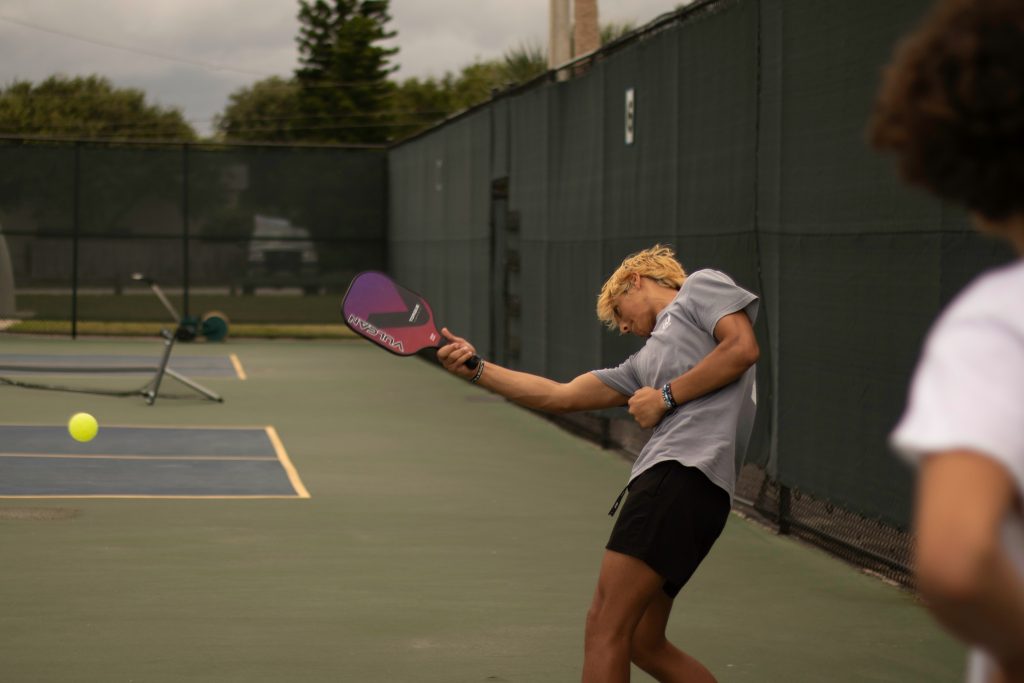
[341,272,442,356]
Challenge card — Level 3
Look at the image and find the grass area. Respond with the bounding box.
[8,291,357,337]
[16,292,343,324]
[5,319,357,339]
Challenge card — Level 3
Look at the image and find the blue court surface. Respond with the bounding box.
[0,353,245,378]
[0,425,307,498]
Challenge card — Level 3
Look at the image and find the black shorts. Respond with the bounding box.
[606,461,731,598]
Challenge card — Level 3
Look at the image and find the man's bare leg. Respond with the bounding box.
[630,590,717,683]
[582,550,667,682]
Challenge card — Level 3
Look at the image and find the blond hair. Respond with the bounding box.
[596,244,687,330]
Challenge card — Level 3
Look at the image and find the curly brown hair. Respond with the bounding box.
[868,0,1024,221]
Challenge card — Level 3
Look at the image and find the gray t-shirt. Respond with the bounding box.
[592,269,759,499]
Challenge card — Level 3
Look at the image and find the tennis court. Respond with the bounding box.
[0,335,962,682]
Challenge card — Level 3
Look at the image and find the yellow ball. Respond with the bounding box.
[68,412,98,443]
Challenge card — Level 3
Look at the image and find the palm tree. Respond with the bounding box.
[503,42,547,83]
[600,20,636,46]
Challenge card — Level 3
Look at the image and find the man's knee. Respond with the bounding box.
[630,630,668,673]
[584,597,611,645]
[584,593,630,649]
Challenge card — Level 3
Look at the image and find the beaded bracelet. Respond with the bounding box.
[661,383,677,410]
[470,359,486,384]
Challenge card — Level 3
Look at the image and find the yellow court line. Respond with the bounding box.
[0,453,277,462]
[266,425,310,499]
[230,353,247,380]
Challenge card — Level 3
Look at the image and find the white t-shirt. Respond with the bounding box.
[592,269,759,498]
[890,259,1024,683]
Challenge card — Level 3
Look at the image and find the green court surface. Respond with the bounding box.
[0,337,964,682]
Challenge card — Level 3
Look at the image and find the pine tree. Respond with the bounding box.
[295,0,398,143]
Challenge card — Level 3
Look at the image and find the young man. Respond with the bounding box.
[870,1,1024,681]
[438,245,759,682]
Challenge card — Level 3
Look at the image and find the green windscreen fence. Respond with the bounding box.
[386,0,1016,582]
[0,141,386,334]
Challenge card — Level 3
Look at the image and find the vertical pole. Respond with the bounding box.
[489,102,496,362]
[182,144,190,319]
[381,149,389,274]
[573,0,600,57]
[71,142,80,340]
[778,484,791,535]
[548,0,571,69]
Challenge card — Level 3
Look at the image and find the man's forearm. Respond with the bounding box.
[666,337,756,406]
[476,362,567,412]
[915,452,1024,680]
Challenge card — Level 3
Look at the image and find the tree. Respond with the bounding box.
[389,42,548,138]
[498,42,548,86]
[388,22,636,139]
[600,21,637,46]
[215,13,635,144]
[295,0,398,143]
[214,77,303,142]
[0,75,196,141]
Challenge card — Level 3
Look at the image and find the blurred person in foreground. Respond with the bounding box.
[871,1,1024,682]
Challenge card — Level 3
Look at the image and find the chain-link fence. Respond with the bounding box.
[0,139,386,337]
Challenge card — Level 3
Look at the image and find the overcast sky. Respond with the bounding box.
[0,0,683,136]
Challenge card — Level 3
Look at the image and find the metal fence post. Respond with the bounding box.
[778,484,792,535]
[71,142,81,339]
[182,143,190,319]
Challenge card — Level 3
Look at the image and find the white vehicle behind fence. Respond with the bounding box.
[244,214,319,295]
